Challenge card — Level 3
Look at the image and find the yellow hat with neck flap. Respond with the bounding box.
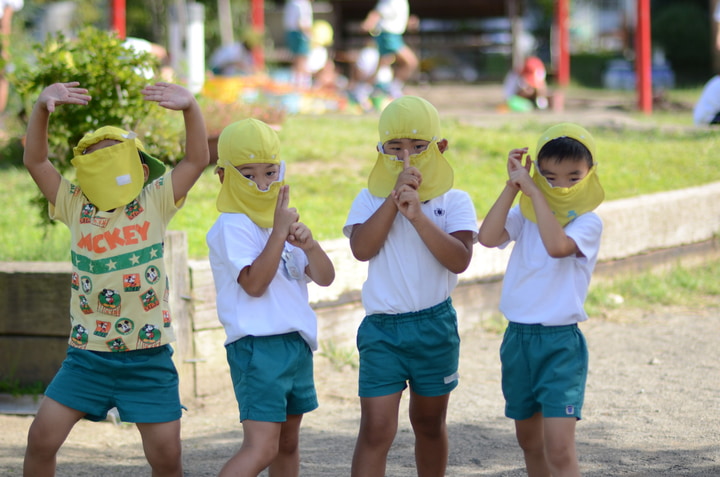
[368,96,454,201]
[520,122,605,226]
[71,126,166,211]
[216,119,284,228]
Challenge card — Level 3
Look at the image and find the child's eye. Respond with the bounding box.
[242,174,254,180]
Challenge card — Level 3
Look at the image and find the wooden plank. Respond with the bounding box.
[0,266,70,336]
[0,336,67,387]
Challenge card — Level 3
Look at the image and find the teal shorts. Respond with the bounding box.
[500,322,588,420]
[45,345,182,423]
[227,332,318,422]
[286,31,310,55]
[375,32,405,56]
[357,298,460,398]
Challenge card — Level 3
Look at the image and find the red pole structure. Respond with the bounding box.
[111,0,126,40]
[636,0,652,113]
[251,0,265,71]
[556,0,570,87]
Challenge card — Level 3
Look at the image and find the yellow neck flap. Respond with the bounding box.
[367,140,454,201]
[520,164,604,226]
[216,161,286,228]
[71,139,144,211]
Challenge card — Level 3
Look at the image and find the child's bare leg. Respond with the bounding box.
[409,390,450,477]
[393,46,418,83]
[136,420,183,477]
[268,414,303,477]
[515,413,551,477]
[23,397,84,477]
[543,417,580,477]
[219,420,282,477]
[351,392,402,477]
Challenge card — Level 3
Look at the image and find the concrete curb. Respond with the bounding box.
[302,181,720,307]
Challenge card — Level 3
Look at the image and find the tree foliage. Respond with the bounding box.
[9,26,185,224]
[10,26,184,171]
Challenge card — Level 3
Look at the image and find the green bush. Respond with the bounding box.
[8,26,186,223]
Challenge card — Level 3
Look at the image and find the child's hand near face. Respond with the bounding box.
[392,147,422,193]
[506,147,534,194]
[38,82,91,113]
[141,82,194,111]
[288,222,314,249]
[273,185,300,236]
[392,154,422,220]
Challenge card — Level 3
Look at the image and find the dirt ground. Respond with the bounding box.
[2,85,718,476]
[0,303,718,476]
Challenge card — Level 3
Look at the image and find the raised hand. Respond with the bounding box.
[507,147,533,191]
[273,185,300,235]
[288,222,314,249]
[393,148,422,192]
[141,82,193,111]
[39,82,91,113]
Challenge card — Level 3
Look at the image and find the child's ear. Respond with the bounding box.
[437,139,449,153]
[217,167,225,184]
[142,163,150,182]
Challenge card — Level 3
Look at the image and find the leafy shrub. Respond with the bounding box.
[9,26,185,223]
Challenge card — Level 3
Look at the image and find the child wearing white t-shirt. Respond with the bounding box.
[206,118,334,476]
[478,122,604,477]
[344,95,477,476]
[360,0,418,98]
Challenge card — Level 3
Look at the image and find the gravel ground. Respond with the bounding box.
[1,304,718,476]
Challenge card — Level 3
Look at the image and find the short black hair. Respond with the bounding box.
[537,137,593,168]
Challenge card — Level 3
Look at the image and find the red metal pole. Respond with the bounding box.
[636,0,652,113]
[556,0,570,87]
[111,0,126,40]
[251,0,265,71]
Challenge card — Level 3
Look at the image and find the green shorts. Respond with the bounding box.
[286,31,310,55]
[357,298,460,398]
[45,345,182,423]
[375,32,405,56]
[500,322,588,420]
[226,332,318,422]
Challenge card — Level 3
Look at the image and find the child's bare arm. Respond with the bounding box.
[238,186,298,297]
[478,148,529,247]
[524,187,580,258]
[507,150,579,257]
[397,192,474,273]
[288,222,335,286]
[350,150,423,261]
[348,197,397,261]
[23,82,91,205]
[141,82,209,202]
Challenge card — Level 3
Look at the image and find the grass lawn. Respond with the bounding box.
[2,86,718,261]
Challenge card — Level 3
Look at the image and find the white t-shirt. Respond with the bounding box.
[283,0,313,31]
[343,188,478,315]
[206,213,318,350]
[693,75,720,125]
[498,206,603,326]
[375,0,409,35]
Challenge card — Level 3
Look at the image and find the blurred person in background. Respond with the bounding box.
[503,56,549,111]
[0,0,23,113]
[361,0,418,99]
